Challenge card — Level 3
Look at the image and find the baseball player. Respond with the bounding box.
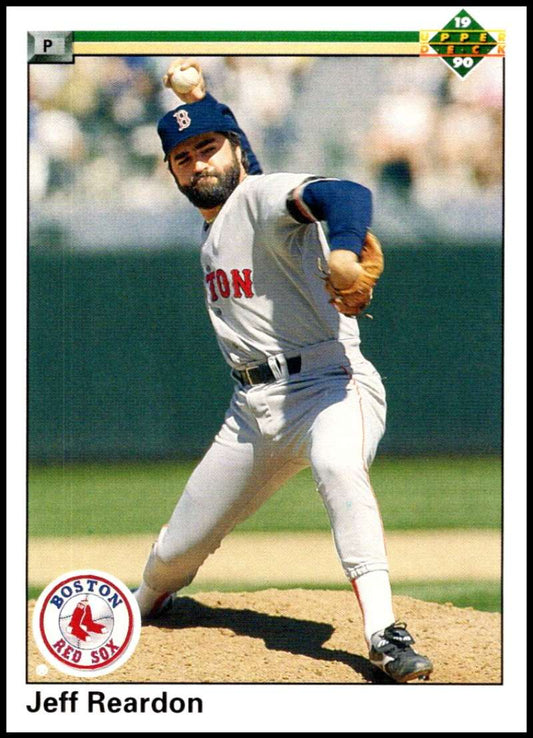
[134,60,433,683]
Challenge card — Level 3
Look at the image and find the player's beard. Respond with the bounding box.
[176,152,242,209]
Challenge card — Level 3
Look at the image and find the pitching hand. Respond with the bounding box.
[163,58,206,103]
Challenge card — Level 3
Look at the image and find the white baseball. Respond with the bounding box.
[170,66,201,95]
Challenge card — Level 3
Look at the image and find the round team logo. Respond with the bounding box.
[33,570,141,678]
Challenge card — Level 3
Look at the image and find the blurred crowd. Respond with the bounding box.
[29,55,503,240]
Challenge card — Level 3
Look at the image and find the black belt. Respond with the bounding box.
[233,355,302,386]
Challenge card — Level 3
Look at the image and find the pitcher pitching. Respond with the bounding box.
[134,59,433,683]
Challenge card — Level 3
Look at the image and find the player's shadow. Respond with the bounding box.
[150,596,393,684]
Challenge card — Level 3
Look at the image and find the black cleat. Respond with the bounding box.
[369,621,433,683]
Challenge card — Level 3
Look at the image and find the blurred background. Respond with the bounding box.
[30,55,502,247]
[28,56,502,612]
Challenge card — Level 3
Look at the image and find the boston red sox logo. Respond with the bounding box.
[173,109,191,131]
[33,570,141,678]
[66,597,109,641]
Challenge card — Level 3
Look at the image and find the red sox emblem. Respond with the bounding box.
[32,570,141,678]
[173,109,191,131]
[66,598,109,641]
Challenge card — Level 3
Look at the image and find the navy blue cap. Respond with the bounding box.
[157,93,241,160]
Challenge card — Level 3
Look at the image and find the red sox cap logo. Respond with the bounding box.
[33,570,141,678]
[173,109,192,131]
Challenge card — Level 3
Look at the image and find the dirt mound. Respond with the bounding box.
[28,590,501,684]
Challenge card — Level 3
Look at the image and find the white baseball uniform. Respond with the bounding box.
[140,172,390,602]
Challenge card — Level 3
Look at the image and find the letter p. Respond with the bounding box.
[29,32,71,62]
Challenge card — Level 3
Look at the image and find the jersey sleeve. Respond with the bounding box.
[249,172,319,230]
[241,173,329,261]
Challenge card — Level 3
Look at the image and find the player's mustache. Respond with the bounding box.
[191,171,217,185]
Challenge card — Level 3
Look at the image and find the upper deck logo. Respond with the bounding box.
[420,9,505,78]
[33,570,141,678]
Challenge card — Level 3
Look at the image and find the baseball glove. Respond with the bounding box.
[323,231,384,316]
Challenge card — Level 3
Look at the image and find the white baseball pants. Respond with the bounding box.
[142,340,389,592]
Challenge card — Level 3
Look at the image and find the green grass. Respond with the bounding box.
[179,579,502,613]
[27,579,501,613]
[391,580,501,613]
[28,455,501,537]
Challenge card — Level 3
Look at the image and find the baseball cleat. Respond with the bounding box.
[369,622,433,683]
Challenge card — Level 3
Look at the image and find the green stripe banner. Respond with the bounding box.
[73,30,419,43]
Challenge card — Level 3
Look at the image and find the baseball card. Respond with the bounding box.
[7,6,526,734]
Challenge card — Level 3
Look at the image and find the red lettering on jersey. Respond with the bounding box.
[231,268,254,298]
[205,271,218,302]
[216,269,231,298]
[206,267,254,301]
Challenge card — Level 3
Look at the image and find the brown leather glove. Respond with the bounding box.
[324,231,384,316]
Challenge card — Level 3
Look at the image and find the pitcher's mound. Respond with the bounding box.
[28,590,501,684]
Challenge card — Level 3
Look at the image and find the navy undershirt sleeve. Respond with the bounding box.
[300,179,372,255]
